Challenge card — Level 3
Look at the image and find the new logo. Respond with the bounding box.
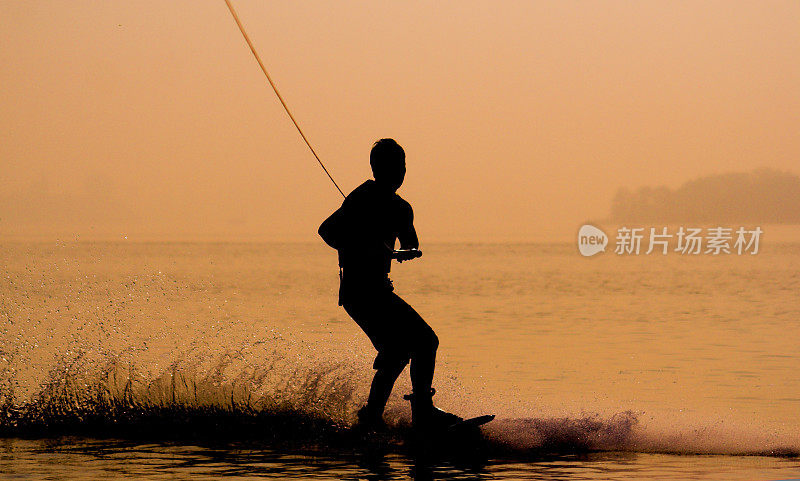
[578,224,608,257]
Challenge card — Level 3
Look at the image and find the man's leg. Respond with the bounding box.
[390,294,461,428]
[408,322,438,396]
[406,319,443,425]
[360,355,408,423]
[362,296,440,422]
[387,293,439,395]
[344,294,409,426]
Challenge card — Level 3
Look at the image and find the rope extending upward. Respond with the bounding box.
[223,0,346,198]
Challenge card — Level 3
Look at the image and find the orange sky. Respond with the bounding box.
[1,1,798,241]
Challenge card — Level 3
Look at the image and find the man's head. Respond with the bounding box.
[370,138,406,192]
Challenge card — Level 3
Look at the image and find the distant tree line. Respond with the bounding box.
[610,168,800,224]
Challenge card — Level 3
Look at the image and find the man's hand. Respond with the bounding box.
[393,249,422,263]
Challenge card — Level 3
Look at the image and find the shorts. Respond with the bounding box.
[340,275,437,371]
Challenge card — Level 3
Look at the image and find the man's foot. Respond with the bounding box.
[404,389,462,430]
[354,405,387,432]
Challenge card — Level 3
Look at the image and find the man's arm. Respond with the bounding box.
[393,202,421,262]
[318,206,346,249]
[397,202,419,250]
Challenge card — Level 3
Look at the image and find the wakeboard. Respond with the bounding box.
[446,414,495,432]
[407,414,495,463]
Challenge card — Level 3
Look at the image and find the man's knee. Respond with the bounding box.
[373,350,410,372]
[413,326,438,354]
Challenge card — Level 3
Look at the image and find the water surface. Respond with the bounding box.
[1,242,799,479]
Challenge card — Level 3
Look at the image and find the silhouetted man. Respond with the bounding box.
[319,138,459,431]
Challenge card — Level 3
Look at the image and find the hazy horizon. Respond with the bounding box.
[2,1,798,242]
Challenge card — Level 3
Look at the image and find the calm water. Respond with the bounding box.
[2,437,799,480]
[1,241,799,479]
